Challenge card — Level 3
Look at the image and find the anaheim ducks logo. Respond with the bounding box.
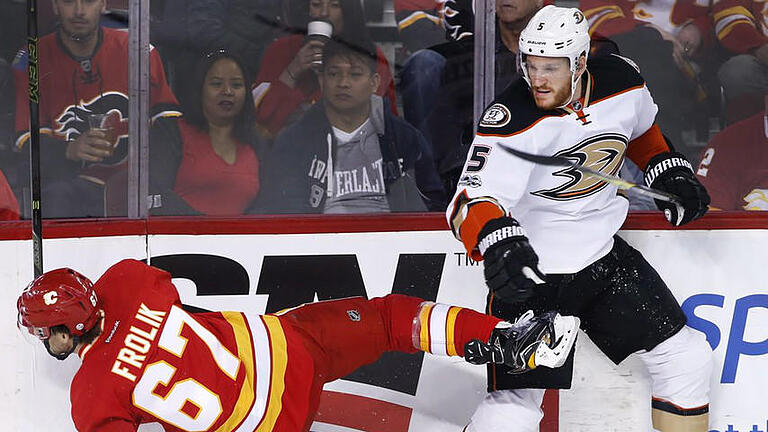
[56,91,130,167]
[532,133,628,201]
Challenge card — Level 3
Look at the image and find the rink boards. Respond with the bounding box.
[0,216,766,431]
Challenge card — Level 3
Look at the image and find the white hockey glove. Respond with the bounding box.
[464,310,579,373]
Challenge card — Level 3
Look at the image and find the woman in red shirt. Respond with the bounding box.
[251,0,397,137]
[150,50,261,216]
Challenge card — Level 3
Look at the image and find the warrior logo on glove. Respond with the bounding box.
[644,151,710,226]
[477,217,547,304]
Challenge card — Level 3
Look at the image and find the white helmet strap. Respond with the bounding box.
[558,55,585,109]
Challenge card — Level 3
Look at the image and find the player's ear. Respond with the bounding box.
[576,54,587,76]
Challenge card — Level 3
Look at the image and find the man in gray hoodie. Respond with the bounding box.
[257,39,445,214]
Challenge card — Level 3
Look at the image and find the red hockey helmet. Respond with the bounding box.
[17,268,100,339]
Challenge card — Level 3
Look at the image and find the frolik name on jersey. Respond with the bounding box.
[110,303,167,382]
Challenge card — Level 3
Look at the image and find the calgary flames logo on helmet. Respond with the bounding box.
[55,92,130,167]
[533,133,627,201]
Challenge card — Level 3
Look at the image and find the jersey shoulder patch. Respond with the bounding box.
[587,54,646,102]
[477,77,560,136]
[479,103,512,128]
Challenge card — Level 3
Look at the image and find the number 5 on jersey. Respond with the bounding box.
[467,145,491,172]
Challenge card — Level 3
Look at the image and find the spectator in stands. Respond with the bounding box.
[0,169,19,220]
[152,0,282,110]
[0,0,25,63]
[12,0,179,218]
[712,0,768,124]
[400,0,547,194]
[251,0,396,138]
[581,1,716,159]
[0,0,28,212]
[256,40,445,214]
[149,50,261,216]
[695,94,768,211]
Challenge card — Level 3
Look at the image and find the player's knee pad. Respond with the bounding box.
[466,389,544,432]
[638,326,712,431]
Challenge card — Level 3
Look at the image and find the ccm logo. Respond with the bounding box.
[682,294,768,383]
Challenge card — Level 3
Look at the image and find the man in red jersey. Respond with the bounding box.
[17,259,579,432]
[695,95,768,210]
[12,0,180,218]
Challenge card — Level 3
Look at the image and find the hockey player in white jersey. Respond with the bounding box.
[448,5,713,432]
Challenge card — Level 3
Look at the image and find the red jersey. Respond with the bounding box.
[0,170,19,220]
[712,0,768,53]
[172,120,260,215]
[68,260,500,431]
[696,112,768,210]
[394,0,441,33]
[251,35,397,137]
[12,28,180,176]
[71,259,320,432]
[581,0,711,38]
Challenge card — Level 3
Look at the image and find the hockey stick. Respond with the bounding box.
[27,0,43,277]
[498,144,683,205]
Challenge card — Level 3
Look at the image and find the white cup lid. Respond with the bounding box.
[307,20,333,38]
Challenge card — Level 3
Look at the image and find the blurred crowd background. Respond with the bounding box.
[1,0,766,220]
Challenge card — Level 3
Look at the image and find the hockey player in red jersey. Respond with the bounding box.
[16,259,579,432]
[448,5,713,431]
[695,95,768,210]
[12,0,180,218]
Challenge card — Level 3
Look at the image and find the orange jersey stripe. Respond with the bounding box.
[215,312,257,432]
[256,316,288,432]
[626,124,670,170]
[445,307,461,357]
[458,200,505,260]
[418,303,435,353]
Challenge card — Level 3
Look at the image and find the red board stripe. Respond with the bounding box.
[314,390,412,432]
[0,211,765,240]
[541,389,559,432]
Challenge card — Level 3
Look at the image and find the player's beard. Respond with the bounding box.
[532,81,573,111]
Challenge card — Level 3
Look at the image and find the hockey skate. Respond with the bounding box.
[464,311,579,373]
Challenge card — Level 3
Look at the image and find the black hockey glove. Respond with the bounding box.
[477,217,546,303]
[644,152,710,226]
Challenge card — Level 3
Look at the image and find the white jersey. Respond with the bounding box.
[447,54,661,274]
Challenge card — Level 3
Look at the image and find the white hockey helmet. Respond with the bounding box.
[519,5,590,104]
